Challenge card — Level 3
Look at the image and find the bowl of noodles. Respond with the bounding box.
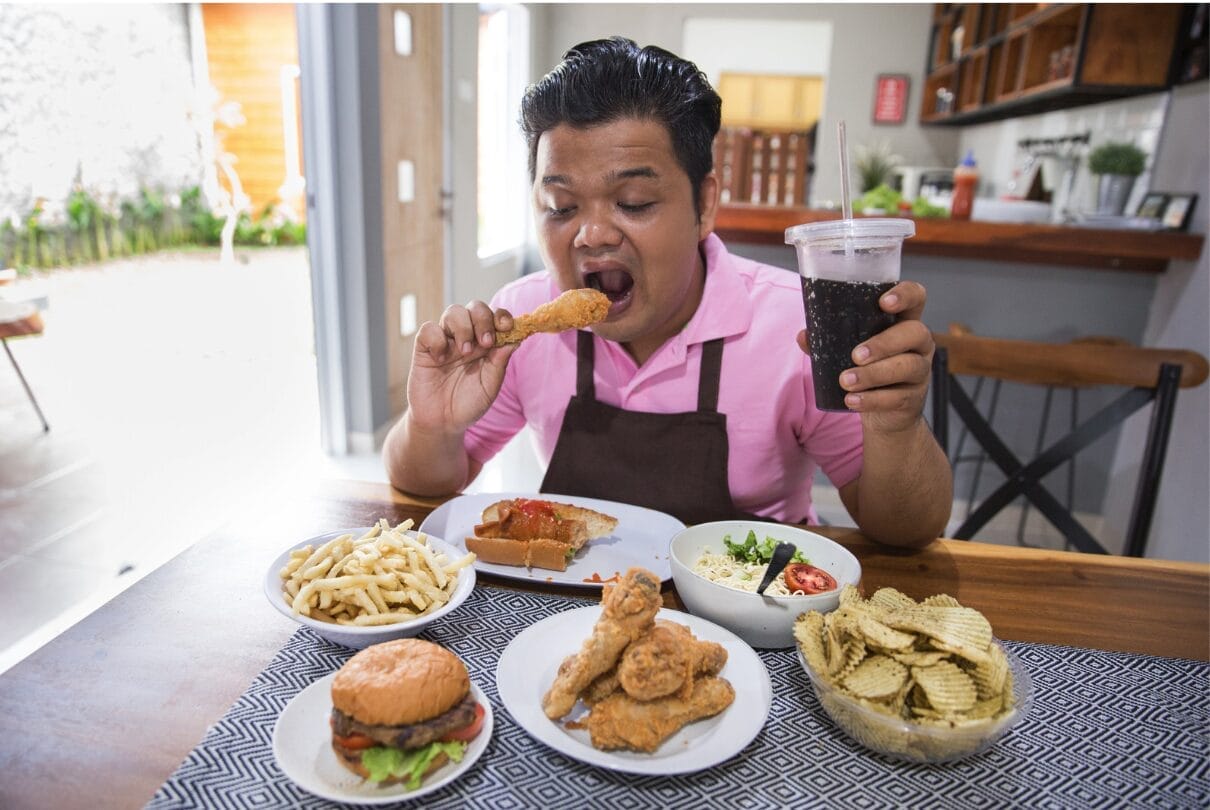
[669,520,861,649]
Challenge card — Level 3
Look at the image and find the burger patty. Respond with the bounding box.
[331,692,478,750]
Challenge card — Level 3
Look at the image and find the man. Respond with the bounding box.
[383,37,951,548]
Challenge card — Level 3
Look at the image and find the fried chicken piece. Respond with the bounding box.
[495,288,610,345]
[581,668,621,705]
[617,620,729,701]
[576,676,736,753]
[541,567,662,719]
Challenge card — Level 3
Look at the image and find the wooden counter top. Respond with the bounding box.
[715,203,1206,273]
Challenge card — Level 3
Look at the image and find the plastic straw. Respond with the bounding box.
[837,121,854,256]
[838,120,852,221]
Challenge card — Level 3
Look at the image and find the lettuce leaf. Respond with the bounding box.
[361,740,467,789]
[722,530,807,564]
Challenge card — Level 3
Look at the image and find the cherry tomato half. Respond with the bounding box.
[442,702,486,744]
[783,563,837,595]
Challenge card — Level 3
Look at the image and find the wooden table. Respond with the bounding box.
[0,479,1205,810]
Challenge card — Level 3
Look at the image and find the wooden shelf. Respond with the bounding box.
[714,203,1206,274]
[920,3,1184,126]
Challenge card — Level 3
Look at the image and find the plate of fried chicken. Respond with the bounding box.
[496,567,771,774]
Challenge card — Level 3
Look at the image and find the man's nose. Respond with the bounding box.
[574,214,622,248]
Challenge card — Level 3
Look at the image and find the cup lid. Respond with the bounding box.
[785,217,916,244]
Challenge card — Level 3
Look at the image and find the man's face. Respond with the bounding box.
[532,118,719,364]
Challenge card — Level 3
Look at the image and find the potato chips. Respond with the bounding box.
[795,584,1023,762]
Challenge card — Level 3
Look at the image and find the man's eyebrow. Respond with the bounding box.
[610,166,659,182]
[540,166,660,187]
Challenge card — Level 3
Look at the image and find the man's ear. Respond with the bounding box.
[697,171,720,239]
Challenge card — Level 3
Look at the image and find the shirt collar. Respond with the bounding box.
[679,233,754,346]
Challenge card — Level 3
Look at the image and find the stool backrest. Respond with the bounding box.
[933,332,1209,390]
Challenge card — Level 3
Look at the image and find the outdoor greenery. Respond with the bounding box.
[1088,141,1147,176]
[0,184,306,273]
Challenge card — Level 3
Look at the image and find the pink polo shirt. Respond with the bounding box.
[464,233,864,524]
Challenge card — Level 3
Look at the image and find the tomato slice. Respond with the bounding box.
[783,563,837,595]
[442,702,486,744]
[333,732,375,750]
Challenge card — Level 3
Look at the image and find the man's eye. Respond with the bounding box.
[618,202,654,213]
[546,205,575,217]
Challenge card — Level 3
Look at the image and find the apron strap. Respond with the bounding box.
[698,338,723,412]
[576,330,596,400]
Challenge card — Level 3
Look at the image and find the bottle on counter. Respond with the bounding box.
[950,150,979,221]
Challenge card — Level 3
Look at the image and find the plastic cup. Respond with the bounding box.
[784,218,915,411]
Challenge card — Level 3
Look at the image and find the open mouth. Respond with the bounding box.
[583,268,635,304]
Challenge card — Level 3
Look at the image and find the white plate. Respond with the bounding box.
[419,492,683,587]
[264,528,476,649]
[272,674,493,804]
[496,605,771,775]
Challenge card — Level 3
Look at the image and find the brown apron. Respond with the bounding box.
[540,331,762,524]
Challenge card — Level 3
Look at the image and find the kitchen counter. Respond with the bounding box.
[715,204,1205,273]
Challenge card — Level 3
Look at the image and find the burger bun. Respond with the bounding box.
[331,639,469,727]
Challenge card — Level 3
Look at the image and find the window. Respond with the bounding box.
[477,4,530,259]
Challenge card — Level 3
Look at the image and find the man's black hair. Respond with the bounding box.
[520,36,722,213]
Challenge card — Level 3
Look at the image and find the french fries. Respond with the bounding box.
[279,519,475,626]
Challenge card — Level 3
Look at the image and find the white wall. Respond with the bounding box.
[1102,82,1210,563]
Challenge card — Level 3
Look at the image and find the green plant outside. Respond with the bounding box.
[1088,142,1146,176]
[1,185,306,274]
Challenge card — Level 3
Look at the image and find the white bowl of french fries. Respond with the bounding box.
[265,518,477,649]
[794,585,1032,764]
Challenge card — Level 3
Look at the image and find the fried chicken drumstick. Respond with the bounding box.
[495,288,610,345]
[541,567,662,720]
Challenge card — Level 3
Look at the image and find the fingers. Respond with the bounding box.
[852,318,934,367]
[879,280,927,322]
[416,301,511,361]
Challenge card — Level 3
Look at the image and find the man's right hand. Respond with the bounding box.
[406,300,518,434]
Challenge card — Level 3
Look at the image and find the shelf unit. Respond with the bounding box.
[921,4,1185,126]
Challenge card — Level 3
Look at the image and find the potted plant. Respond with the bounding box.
[1088,141,1146,215]
[853,141,902,194]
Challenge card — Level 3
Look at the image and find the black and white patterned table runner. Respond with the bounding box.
[148,585,1210,809]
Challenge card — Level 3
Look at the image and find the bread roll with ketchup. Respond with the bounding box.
[465,498,618,571]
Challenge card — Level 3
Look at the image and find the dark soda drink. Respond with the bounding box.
[801,276,896,411]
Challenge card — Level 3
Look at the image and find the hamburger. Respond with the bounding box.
[329,639,485,788]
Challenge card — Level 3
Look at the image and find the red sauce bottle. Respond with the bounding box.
[950,150,979,221]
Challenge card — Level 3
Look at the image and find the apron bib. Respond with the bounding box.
[540,331,761,524]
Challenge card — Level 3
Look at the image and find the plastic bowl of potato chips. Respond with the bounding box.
[794,584,1032,764]
[264,519,476,649]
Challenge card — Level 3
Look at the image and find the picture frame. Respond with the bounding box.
[1135,192,1169,220]
[872,74,910,125]
[1160,193,1198,231]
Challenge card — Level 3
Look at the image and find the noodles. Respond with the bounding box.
[691,551,795,597]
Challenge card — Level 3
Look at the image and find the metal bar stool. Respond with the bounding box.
[930,330,1208,557]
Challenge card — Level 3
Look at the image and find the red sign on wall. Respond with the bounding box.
[873,74,910,125]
